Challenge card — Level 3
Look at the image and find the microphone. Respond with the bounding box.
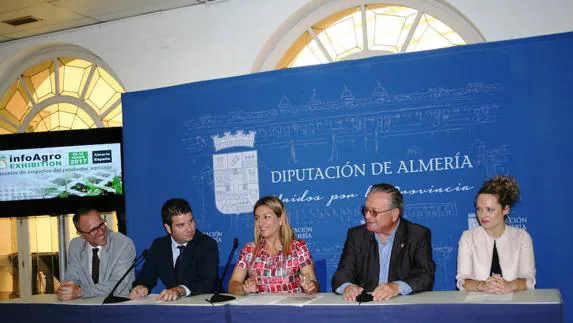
[103,249,148,304]
[356,232,374,303]
[207,238,239,304]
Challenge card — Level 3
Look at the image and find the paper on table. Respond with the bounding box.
[124,294,162,305]
[233,294,321,306]
[465,292,514,302]
[271,294,321,306]
[233,294,286,305]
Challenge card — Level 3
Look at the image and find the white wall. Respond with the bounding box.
[450,0,573,41]
[0,0,572,92]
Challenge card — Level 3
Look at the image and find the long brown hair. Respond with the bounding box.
[253,196,295,255]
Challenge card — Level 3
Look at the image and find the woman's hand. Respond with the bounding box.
[242,277,257,294]
[300,274,319,294]
[486,274,515,294]
[477,274,513,294]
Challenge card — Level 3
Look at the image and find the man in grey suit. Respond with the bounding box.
[56,208,136,300]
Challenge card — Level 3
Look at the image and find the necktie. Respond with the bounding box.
[175,245,185,281]
[490,240,502,276]
[92,247,100,284]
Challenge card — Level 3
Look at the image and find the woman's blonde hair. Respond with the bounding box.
[253,196,295,255]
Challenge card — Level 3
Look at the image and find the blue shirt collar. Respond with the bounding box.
[374,219,400,246]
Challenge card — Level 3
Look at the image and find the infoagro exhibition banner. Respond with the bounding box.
[0,144,122,201]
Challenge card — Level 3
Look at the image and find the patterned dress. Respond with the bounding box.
[236,239,313,293]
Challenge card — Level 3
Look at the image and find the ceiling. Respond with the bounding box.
[0,0,217,44]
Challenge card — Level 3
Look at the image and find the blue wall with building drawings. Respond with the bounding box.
[122,32,573,317]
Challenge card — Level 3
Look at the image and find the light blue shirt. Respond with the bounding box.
[336,220,412,295]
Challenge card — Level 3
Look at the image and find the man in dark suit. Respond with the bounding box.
[130,198,219,301]
[332,183,435,301]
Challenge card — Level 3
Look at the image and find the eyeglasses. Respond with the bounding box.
[78,222,107,236]
[361,206,395,217]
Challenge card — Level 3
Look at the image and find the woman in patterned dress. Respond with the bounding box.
[228,196,319,294]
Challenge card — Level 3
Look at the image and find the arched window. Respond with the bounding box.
[253,0,484,71]
[0,45,124,134]
[0,45,123,299]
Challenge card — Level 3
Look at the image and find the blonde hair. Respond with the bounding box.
[253,196,295,255]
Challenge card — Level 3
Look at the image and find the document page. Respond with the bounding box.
[233,294,321,306]
[464,292,513,302]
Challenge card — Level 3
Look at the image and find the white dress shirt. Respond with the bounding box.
[170,238,187,266]
[170,237,191,296]
[456,225,536,290]
[87,246,102,274]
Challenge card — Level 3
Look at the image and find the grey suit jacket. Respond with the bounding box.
[64,230,136,297]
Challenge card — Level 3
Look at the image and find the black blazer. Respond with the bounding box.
[332,219,435,293]
[134,230,219,295]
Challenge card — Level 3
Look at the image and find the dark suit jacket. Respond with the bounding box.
[332,219,435,293]
[134,230,219,295]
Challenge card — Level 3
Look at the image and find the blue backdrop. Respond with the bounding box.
[122,32,573,320]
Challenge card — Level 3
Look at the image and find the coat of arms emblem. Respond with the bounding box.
[212,131,259,214]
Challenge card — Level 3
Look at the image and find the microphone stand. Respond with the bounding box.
[207,238,239,304]
[103,249,148,304]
